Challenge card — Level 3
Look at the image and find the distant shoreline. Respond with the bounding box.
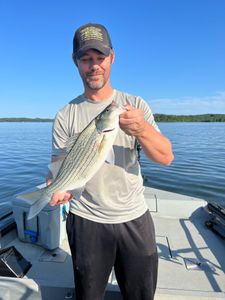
[154,114,225,122]
[1,114,225,123]
[0,118,53,123]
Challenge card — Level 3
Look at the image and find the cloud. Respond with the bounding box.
[149,91,225,115]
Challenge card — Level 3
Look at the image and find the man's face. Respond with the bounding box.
[76,49,114,90]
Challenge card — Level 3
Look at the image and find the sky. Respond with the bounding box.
[0,0,225,118]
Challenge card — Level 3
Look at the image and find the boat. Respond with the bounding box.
[0,186,225,299]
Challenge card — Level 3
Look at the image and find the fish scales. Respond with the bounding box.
[52,121,96,181]
[16,103,125,219]
[47,122,101,193]
[74,130,102,176]
[55,134,100,190]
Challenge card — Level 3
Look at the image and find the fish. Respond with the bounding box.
[16,102,125,220]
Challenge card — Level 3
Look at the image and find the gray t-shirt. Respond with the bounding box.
[52,89,159,223]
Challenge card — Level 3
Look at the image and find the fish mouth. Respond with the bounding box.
[102,128,115,133]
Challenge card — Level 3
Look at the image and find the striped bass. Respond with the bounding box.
[17,102,125,219]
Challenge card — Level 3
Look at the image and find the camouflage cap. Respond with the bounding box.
[73,23,113,59]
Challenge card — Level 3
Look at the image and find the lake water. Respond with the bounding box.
[0,122,224,207]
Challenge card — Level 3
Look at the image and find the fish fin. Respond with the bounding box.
[16,189,43,202]
[27,192,51,220]
[65,134,80,152]
[16,189,50,220]
[48,159,64,180]
[105,147,115,164]
[36,182,47,189]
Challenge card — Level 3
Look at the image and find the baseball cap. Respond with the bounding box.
[73,23,113,59]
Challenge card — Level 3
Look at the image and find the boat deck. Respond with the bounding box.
[146,188,225,299]
[0,187,225,299]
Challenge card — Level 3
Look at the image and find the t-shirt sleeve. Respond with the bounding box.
[52,111,68,157]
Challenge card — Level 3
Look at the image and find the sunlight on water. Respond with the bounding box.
[141,123,225,206]
[0,123,52,204]
[0,122,225,206]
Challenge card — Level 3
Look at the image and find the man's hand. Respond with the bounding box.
[46,170,73,206]
[119,105,146,137]
[49,191,73,206]
[119,105,174,166]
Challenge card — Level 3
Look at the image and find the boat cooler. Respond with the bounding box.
[12,191,69,250]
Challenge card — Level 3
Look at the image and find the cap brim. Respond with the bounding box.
[76,42,111,58]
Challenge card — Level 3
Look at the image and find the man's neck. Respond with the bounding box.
[84,83,114,101]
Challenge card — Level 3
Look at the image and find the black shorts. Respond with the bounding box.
[66,210,158,300]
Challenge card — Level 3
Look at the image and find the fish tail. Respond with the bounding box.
[16,189,51,220]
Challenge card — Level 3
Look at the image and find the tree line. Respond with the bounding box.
[0,114,225,123]
[154,114,225,122]
[0,118,53,122]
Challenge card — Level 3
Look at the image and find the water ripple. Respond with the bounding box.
[142,122,225,206]
[0,122,225,207]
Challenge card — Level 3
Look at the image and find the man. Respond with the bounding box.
[49,23,174,300]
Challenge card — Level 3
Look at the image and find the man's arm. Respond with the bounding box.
[119,105,174,166]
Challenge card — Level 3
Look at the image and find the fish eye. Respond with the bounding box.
[105,105,112,112]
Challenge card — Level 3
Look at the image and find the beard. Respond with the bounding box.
[83,71,107,90]
[86,78,106,90]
